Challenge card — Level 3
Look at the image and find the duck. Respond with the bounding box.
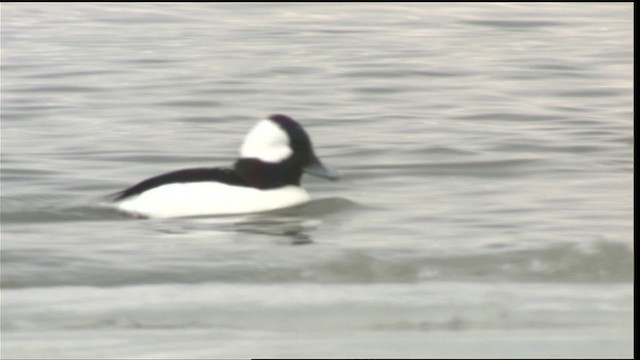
[110,114,339,218]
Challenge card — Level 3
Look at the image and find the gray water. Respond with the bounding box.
[0,3,634,359]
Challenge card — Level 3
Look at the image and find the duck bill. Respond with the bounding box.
[304,157,340,181]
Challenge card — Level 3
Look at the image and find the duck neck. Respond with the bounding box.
[233,158,302,189]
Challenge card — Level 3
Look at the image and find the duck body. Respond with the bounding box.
[111,114,338,218]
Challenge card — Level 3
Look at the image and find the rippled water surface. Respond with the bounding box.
[1,3,634,359]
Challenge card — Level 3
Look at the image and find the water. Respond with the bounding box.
[0,3,634,358]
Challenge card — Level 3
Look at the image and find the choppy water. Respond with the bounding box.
[0,3,634,359]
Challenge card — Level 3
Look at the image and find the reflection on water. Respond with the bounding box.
[234,217,317,245]
[200,197,355,245]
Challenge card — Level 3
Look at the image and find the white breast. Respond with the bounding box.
[114,182,310,218]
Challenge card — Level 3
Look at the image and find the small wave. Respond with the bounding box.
[1,239,632,289]
[0,206,127,224]
[463,19,562,29]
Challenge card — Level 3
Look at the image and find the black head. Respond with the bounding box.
[234,114,339,189]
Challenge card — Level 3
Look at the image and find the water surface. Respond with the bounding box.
[1,3,634,358]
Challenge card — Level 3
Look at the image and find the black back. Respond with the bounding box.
[112,167,246,201]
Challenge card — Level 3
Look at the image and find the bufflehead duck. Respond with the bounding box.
[110,114,339,218]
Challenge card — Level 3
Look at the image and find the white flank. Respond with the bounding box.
[114,182,310,218]
[240,119,292,162]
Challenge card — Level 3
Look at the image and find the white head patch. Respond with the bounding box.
[240,119,292,162]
